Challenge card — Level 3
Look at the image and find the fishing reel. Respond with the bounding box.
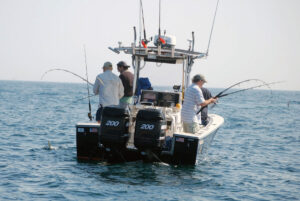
[88,112,93,121]
[141,39,149,48]
[141,36,154,48]
[154,35,176,48]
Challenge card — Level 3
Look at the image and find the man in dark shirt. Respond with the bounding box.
[117,61,134,107]
[200,87,213,126]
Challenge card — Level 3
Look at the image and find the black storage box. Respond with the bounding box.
[76,123,102,160]
[134,109,167,150]
[100,106,130,148]
[172,134,199,165]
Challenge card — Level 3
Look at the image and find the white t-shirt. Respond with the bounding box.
[181,83,205,123]
[93,71,124,107]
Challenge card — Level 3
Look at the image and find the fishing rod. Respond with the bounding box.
[217,81,283,98]
[159,0,161,38]
[196,80,283,114]
[140,0,148,48]
[213,79,272,99]
[83,45,93,121]
[157,0,166,45]
[41,68,94,86]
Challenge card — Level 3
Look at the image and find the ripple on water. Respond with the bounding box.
[0,81,299,200]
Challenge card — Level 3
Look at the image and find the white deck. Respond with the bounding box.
[174,114,224,140]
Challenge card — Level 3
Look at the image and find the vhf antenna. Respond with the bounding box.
[83,45,92,121]
[206,0,220,56]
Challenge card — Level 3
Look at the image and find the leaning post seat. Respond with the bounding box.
[99,106,130,148]
[134,109,167,150]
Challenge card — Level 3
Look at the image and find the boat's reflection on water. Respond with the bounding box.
[75,160,221,187]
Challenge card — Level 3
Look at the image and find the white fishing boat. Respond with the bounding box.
[76,0,224,165]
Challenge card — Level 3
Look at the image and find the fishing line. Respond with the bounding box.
[41,67,96,111]
[145,149,166,164]
[287,101,300,107]
[151,151,168,166]
[64,94,97,107]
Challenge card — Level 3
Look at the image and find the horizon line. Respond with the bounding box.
[0,79,298,92]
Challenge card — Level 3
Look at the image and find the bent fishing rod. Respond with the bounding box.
[197,80,283,114]
[213,78,272,99]
[41,68,94,86]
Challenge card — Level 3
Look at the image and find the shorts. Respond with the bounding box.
[96,106,103,122]
[119,96,133,108]
[183,122,200,134]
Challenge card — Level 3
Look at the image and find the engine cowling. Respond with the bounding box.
[99,106,129,148]
[134,109,167,150]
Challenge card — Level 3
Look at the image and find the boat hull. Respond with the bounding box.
[76,114,224,165]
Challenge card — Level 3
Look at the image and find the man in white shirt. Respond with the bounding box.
[181,74,217,133]
[93,61,124,123]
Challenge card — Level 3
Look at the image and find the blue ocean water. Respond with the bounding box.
[0,80,299,200]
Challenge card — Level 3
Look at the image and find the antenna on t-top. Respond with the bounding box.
[206,0,220,56]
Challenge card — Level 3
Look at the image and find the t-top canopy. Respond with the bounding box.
[109,45,206,64]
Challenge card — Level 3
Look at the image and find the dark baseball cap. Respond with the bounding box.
[117,61,130,67]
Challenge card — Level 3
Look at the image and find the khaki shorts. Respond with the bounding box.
[183,122,200,134]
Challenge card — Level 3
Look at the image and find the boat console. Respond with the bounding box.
[140,90,181,107]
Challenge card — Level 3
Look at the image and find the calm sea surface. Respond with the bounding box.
[0,80,299,200]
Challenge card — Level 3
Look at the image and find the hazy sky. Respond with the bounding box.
[0,0,299,90]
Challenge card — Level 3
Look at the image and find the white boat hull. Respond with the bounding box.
[76,114,224,165]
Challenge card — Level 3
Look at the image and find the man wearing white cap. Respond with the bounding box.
[93,61,124,123]
[181,74,217,133]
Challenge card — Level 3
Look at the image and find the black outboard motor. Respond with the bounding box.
[134,109,167,151]
[99,106,130,148]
